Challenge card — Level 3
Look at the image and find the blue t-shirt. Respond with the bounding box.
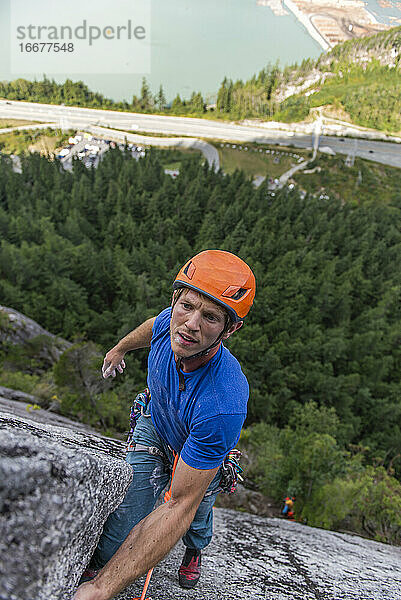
[147,308,249,469]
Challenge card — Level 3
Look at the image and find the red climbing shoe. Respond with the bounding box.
[178,548,201,589]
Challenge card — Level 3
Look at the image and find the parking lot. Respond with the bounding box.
[57,133,147,170]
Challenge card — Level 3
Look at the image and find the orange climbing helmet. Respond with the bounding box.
[173,250,256,322]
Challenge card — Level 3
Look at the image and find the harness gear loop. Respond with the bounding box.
[126,388,173,471]
[132,443,166,459]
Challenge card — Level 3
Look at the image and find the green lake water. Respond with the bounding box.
[1,0,400,102]
[0,0,322,102]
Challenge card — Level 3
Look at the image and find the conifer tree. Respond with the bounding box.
[139,77,153,111]
[155,84,167,111]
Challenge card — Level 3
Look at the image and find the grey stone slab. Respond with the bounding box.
[1,412,401,600]
[0,395,101,434]
[0,305,71,369]
[0,305,70,349]
[0,413,131,600]
[116,511,401,600]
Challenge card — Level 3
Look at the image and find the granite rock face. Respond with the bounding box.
[120,510,401,600]
[0,395,100,434]
[1,407,401,600]
[0,412,131,600]
[0,386,37,405]
[216,482,279,517]
[0,305,71,368]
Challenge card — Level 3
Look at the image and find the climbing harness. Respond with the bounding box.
[219,449,243,494]
[126,388,172,470]
[127,389,243,493]
[131,452,180,600]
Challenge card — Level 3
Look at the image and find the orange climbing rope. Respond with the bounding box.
[132,452,179,600]
[163,452,179,502]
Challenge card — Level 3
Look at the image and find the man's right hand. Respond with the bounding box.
[102,347,126,379]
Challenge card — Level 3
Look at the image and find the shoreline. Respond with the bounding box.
[282,0,387,51]
[283,0,330,51]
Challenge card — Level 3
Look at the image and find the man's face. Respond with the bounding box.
[170,289,235,359]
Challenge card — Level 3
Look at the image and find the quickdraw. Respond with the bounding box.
[219,448,243,494]
[126,388,151,452]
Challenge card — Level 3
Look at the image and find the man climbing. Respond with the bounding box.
[74,249,255,600]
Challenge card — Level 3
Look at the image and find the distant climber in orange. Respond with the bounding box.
[282,496,295,521]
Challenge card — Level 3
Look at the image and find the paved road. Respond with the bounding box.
[0,120,220,172]
[1,99,401,169]
[0,122,55,135]
[87,125,220,170]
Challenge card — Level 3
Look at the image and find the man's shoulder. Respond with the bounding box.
[218,345,246,378]
[206,346,249,402]
[152,307,171,337]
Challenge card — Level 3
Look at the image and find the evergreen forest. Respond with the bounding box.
[0,148,400,542]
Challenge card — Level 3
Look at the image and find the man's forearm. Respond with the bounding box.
[88,498,197,600]
[74,461,218,600]
[115,317,156,353]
